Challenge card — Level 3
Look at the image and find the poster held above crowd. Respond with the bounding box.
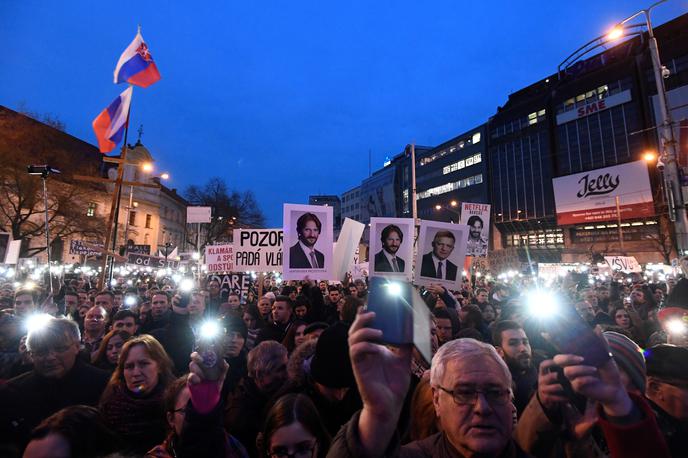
[369,217,414,281]
[282,203,334,280]
[459,202,490,257]
[414,220,469,290]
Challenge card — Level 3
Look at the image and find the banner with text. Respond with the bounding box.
[205,244,234,273]
[605,256,642,273]
[552,160,654,225]
[69,240,104,257]
[127,253,179,269]
[206,272,251,302]
[232,229,283,272]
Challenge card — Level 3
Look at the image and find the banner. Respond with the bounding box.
[605,256,641,273]
[552,160,654,225]
[126,244,151,255]
[69,240,103,257]
[232,228,283,272]
[537,263,580,278]
[127,253,179,269]
[204,244,234,273]
[459,203,490,257]
[207,272,251,302]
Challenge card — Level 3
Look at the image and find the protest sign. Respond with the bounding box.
[605,256,641,273]
[369,217,414,281]
[207,272,251,302]
[332,218,365,281]
[459,203,490,257]
[232,228,283,272]
[127,253,179,269]
[415,220,469,290]
[69,240,104,257]
[283,203,334,280]
[204,244,234,273]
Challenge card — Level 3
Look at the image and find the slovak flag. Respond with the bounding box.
[114,31,161,87]
[92,86,133,153]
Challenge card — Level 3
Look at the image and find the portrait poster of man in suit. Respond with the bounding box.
[414,220,469,289]
[283,203,333,280]
[369,217,413,280]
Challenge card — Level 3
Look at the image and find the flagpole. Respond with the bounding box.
[98,86,133,289]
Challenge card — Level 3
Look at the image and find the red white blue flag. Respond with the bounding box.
[114,31,161,88]
[92,86,133,153]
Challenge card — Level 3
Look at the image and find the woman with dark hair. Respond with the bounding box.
[260,393,331,458]
[339,296,363,324]
[282,320,308,354]
[23,405,118,458]
[609,305,645,345]
[99,335,176,454]
[91,330,131,372]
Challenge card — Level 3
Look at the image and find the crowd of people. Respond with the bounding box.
[0,264,686,457]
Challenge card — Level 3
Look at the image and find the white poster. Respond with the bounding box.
[459,203,490,257]
[204,244,234,273]
[187,206,212,224]
[332,218,365,281]
[283,203,334,280]
[605,256,642,273]
[414,220,469,290]
[369,217,414,281]
[233,228,283,272]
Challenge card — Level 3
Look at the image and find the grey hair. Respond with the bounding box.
[248,340,287,378]
[430,338,512,388]
[27,317,81,352]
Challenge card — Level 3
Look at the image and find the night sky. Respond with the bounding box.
[1,1,685,226]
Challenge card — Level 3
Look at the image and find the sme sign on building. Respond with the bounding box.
[552,160,654,225]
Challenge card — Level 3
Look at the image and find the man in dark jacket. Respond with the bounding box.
[0,317,109,454]
[150,293,196,376]
[255,295,294,344]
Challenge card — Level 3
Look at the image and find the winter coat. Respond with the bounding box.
[224,376,271,457]
[0,358,109,452]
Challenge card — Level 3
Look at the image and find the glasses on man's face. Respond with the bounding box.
[30,344,73,359]
[269,440,316,458]
[437,385,511,406]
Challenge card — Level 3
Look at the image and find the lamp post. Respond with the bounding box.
[27,165,61,295]
[434,200,461,222]
[608,0,688,254]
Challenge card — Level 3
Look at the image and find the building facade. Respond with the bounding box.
[340,186,361,222]
[308,195,342,232]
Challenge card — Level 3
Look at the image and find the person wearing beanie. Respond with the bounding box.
[644,344,688,456]
[603,331,646,394]
[271,322,361,436]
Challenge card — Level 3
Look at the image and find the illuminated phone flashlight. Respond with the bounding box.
[179,278,195,293]
[385,281,402,297]
[199,320,221,340]
[525,289,559,319]
[25,313,52,333]
[666,318,687,335]
[124,296,137,307]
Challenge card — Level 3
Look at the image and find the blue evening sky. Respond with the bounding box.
[1,1,685,226]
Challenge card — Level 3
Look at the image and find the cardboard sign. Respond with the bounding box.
[605,256,641,273]
[232,228,283,272]
[369,217,414,281]
[127,253,179,269]
[283,203,334,280]
[414,220,469,290]
[204,244,234,273]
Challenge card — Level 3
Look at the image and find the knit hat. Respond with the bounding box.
[310,323,354,388]
[223,315,248,340]
[603,331,646,393]
[645,344,688,381]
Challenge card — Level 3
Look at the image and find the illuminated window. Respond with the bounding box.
[86,202,97,217]
[472,132,481,144]
[145,214,152,229]
[473,153,482,163]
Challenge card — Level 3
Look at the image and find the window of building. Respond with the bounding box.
[472,132,481,144]
[129,211,136,226]
[144,234,149,244]
[86,202,97,217]
[145,214,152,229]
[466,156,474,167]
[473,153,482,163]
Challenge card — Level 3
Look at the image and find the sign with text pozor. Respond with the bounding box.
[204,244,234,273]
[552,160,654,225]
[127,253,180,269]
[605,256,642,273]
[233,229,283,272]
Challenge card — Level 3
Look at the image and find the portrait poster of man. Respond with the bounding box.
[369,217,414,280]
[414,220,469,289]
[459,202,491,257]
[283,203,333,280]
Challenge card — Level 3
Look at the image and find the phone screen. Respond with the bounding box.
[544,304,612,368]
[366,276,413,345]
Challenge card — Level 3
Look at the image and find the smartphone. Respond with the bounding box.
[544,303,612,368]
[366,276,413,345]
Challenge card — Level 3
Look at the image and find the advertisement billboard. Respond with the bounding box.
[552,160,654,225]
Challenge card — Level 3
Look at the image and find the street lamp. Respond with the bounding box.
[643,151,658,162]
[27,165,61,295]
[607,0,688,254]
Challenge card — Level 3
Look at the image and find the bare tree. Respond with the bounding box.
[184,177,266,249]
